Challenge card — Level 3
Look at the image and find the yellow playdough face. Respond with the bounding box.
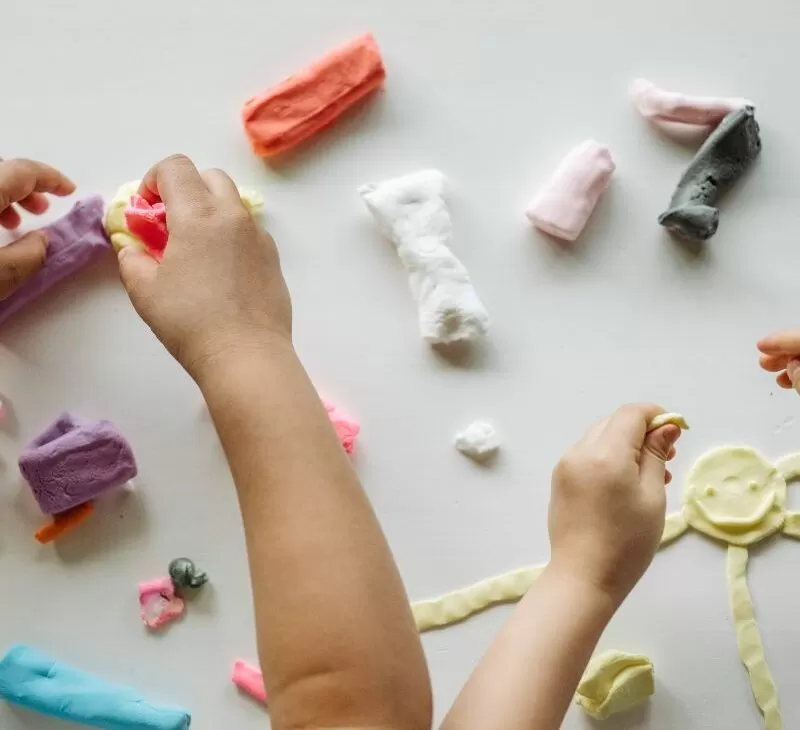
[683,446,787,546]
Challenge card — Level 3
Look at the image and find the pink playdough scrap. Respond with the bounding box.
[124,195,168,261]
[139,576,185,630]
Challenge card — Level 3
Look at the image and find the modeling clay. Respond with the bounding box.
[124,195,167,261]
[35,501,95,544]
[647,412,689,432]
[631,78,750,126]
[19,412,137,515]
[0,196,109,327]
[232,660,267,704]
[659,106,761,241]
[576,651,654,719]
[0,644,190,729]
[360,169,490,345]
[139,577,186,630]
[525,140,615,242]
[241,33,385,157]
[106,181,263,255]
[454,421,499,461]
[322,399,360,454]
[168,558,208,593]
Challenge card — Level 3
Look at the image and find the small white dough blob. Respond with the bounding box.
[359,170,490,345]
[455,421,500,460]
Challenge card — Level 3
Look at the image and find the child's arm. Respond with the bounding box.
[442,404,681,730]
[118,155,432,730]
[758,330,800,391]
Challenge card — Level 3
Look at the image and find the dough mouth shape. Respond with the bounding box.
[690,492,777,530]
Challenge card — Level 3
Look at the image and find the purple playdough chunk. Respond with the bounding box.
[19,412,137,515]
[0,196,110,327]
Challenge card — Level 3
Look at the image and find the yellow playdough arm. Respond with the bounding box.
[782,512,800,540]
[412,565,545,632]
[775,453,800,482]
[727,546,782,730]
[660,512,689,546]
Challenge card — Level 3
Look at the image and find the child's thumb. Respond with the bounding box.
[787,359,800,392]
[117,245,157,299]
[640,425,681,491]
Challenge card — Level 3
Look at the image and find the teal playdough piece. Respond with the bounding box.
[0,645,190,729]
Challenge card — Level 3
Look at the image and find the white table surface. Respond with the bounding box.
[2,1,800,727]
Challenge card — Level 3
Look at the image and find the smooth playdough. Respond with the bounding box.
[631,78,750,126]
[0,196,109,327]
[360,169,490,345]
[658,106,761,241]
[454,421,500,460]
[576,651,654,720]
[647,412,689,432]
[0,644,190,729]
[105,181,263,254]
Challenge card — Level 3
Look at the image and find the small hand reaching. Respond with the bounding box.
[0,158,75,300]
[548,403,681,605]
[758,330,800,392]
[117,154,292,379]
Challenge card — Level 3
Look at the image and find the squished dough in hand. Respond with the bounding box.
[631,78,751,126]
[647,412,689,432]
[106,181,263,255]
[576,651,654,720]
[360,170,490,345]
[454,421,499,461]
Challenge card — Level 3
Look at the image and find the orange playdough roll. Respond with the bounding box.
[35,501,95,544]
[242,33,385,157]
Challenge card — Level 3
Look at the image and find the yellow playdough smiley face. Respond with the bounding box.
[683,446,787,546]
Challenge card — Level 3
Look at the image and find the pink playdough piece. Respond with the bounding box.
[525,140,615,242]
[232,660,267,704]
[138,576,185,630]
[630,78,751,126]
[124,195,168,261]
[323,399,360,454]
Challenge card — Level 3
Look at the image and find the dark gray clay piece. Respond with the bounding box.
[168,557,208,592]
[658,106,761,241]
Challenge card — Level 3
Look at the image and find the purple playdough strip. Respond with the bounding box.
[0,196,110,326]
[19,412,137,515]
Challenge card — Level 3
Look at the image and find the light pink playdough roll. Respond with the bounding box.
[525,140,615,241]
[631,78,751,126]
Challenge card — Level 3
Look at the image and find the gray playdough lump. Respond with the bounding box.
[658,106,761,241]
[168,557,208,592]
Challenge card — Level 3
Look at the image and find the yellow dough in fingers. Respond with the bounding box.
[105,180,264,253]
[576,651,654,719]
[646,412,689,432]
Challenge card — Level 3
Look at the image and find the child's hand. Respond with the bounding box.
[0,158,75,300]
[548,404,681,606]
[118,154,292,378]
[758,331,800,391]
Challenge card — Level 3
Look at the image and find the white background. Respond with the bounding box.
[1,0,800,727]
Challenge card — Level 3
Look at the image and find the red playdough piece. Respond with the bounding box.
[241,33,386,158]
[124,195,168,261]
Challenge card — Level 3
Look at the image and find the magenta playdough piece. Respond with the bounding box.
[19,412,137,515]
[0,196,110,327]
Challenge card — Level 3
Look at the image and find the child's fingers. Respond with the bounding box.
[758,330,800,354]
[760,353,790,372]
[776,371,793,389]
[665,470,673,485]
[139,154,211,208]
[16,192,50,215]
[0,205,21,229]
[201,168,241,204]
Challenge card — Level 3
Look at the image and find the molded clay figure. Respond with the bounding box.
[658,106,761,241]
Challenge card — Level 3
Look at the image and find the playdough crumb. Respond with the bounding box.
[241,33,385,157]
[232,660,267,704]
[323,399,360,454]
[454,421,500,461]
[647,412,689,432]
[139,576,185,630]
[576,650,654,719]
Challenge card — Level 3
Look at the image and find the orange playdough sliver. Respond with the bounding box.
[241,33,385,157]
[35,501,95,544]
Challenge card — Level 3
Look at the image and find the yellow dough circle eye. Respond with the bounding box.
[749,481,760,492]
[705,486,716,497]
